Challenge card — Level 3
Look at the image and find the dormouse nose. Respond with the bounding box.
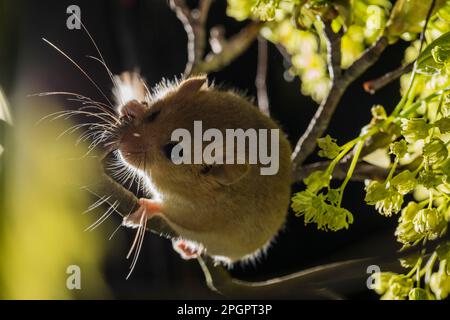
[119,100,147,120]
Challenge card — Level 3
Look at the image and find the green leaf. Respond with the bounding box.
[325,188,340,206]
[365,181,404,216]
[413,208,447,240]
[401,118,431,143]
[417,31,450,75]
[365,181,389,205]
[423,138,448,166]
[317,135,341,159]
[321,205,353,231]
[395,202,423,246]
[291,191,326,223]
[418,169,444,189]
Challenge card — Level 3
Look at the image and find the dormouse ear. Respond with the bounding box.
[178,75,208,96]
[209,164,249,186]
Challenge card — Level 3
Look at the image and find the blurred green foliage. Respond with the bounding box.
[0,98,111,299]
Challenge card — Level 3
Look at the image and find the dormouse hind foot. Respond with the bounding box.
[122,198,161,228]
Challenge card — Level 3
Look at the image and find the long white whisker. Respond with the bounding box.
[126,211,145,259]
[85,200,119,232]
[126,212,148,280]
[86,55,119,91]
[75,14,117,88]
[83,195,111,214]
[108,223,123,241]
[31,91,113,111]
[132,215,147,268]
[42,38,113,107]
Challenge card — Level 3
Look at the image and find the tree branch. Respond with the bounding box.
[170,0,261,76]
[195,22,262,74]
[198,255,403,299]
[256,36,270,117]
[324,22,342,80]
[295,161,389,182]
[342,36,388,83]
[169,0,212,75]
[198,231,450,299]
[291,20,344,172]
[291,22,388,174]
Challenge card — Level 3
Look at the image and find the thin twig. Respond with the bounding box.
[291,19,388,173]
[363,62,414,94]
[342,37,388,83]
[198,229,450,299]
[323,22,342,80]
[363,0,436,94]
[256,36,270,117]
[169,0,212,75]
[170,0,261,76]
[275,43,293,68]
[291,20,345,171]
[196,22,262,74]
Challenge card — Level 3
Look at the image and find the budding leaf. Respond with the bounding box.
[401,118,430,143]
[317,135,341,159]
[390,140,408,159]
[321,205,353,232]
[413,208,447,240]
[391,170,416,195]
[365,181,403,216]
[326,188,341,206]
[365,181,389,204]
[291,191,354,232]
[423,138,448,166]
[395,202,423,246]
[304,170,330,193]
[291,191,326,223]
[418,170,443,189]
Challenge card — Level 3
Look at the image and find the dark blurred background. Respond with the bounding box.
[0,0,409,299]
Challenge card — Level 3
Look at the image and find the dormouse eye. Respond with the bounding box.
[163,142,183,160]
[146,110,160,122]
